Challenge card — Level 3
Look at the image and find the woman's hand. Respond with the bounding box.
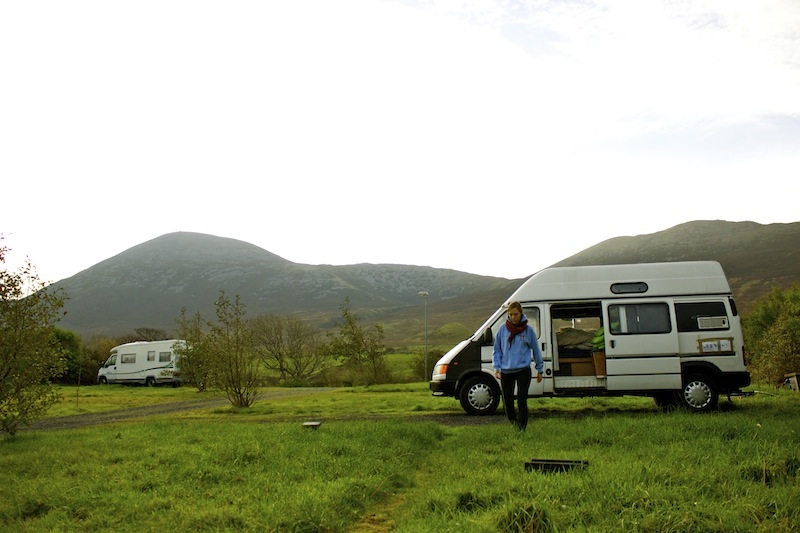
[536,372,543,383]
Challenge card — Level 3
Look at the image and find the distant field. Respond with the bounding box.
[2,383,798,532]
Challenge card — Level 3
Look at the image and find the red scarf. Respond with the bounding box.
[505,318,528,346]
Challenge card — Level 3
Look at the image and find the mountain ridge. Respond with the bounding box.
[53,221,800,346]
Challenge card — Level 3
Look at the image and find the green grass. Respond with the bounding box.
[2,384,799,532]
[45,384,205,418]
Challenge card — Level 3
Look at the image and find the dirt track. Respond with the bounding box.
[23,388,328,432]
[23,388,505,432]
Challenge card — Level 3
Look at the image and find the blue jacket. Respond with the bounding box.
[492,316,544,374]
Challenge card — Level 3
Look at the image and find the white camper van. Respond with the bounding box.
[430,261,750,414]
[98,339,184,386]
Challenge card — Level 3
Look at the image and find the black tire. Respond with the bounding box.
[145,376,156,387]
[459,375,500,416]
[98,376,108,385]
[680,374,718,412]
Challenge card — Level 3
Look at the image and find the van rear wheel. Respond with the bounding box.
[680,374,718,412]
[459,376,500,416]
[145,377,156,387]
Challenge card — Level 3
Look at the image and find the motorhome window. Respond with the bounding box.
[608,303,671,334]
[675,302,729,332]
[147,350,155,362]
[610,282,648,294]
[159,351,171,362]
[121,353,136,364]
[109,355,117,365]
[729,297,739,316]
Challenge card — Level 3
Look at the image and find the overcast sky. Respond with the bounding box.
[2,0,799,283]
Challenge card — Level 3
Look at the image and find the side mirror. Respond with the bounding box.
[482,328,493,345]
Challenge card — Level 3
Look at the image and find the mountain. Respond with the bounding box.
[53,221,800,346]
[553,220,800,312]
[54,232,514,341]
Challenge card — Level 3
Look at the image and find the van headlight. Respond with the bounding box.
[432,364,448,380]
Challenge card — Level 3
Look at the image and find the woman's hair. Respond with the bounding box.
[508,301,523,314]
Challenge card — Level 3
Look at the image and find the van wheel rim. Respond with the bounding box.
[684,381,711,409]
[468,383,493,410]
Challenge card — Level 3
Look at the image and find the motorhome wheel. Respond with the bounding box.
[459,376,500,416]
[681,374,719,412]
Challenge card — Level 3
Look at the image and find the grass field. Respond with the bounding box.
[1,383,799,532]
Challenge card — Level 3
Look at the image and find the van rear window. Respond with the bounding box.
[675,302,729,332]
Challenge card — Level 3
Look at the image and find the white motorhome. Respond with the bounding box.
[98,339,184,386]
[430,261,750,414]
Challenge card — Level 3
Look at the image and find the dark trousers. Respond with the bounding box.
[500,367,532,429]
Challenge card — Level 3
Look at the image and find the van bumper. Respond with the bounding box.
[718,371,751,392]
[430,380,457,397]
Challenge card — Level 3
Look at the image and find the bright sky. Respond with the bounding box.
[2,0,799,282]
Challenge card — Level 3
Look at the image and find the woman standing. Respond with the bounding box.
[492,301,543,430]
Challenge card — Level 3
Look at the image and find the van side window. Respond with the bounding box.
[159,351,171,362]
[608,303,671,334]
[147,350,156,362]
[121,353,136,364]
[675,302,729,332]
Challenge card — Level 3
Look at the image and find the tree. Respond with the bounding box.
[81,335,118,383]
[206,292,261,407]
[743,284,800,385]
[54,328,84,385]
[326,297,391,385]
[251,314,328,385]
[0,244,67,436]
[175,307,212,391]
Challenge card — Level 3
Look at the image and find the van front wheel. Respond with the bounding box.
[459,376,500,416]
[680,374,718,412]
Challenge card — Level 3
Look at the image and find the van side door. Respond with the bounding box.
[480,305,553,397]
[603,299,681,391]
[105,354,118,383]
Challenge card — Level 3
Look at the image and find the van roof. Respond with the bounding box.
[506,261,731,303]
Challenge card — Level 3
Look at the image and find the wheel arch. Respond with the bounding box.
[680,361,721,381]
[454,369,497,397]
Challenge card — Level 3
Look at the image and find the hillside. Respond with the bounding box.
[52,221,800,347]
[54,232,512,341]
[553,220,800,312]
